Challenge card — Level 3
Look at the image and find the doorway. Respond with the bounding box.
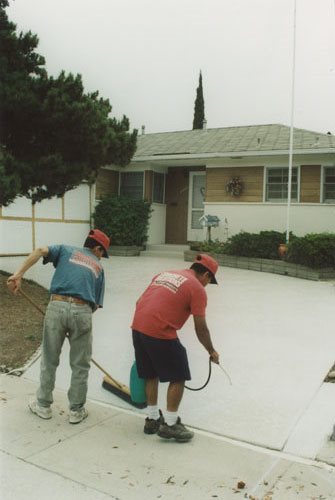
[188,172,206,241]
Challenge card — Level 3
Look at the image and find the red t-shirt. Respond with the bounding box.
[131,269,207,339]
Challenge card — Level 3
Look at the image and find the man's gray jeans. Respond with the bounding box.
[37,300,93,410]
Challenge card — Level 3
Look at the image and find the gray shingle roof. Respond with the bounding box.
[134,124,335,158]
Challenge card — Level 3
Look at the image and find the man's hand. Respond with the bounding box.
[209,350,220,364]
[7,274,22,294]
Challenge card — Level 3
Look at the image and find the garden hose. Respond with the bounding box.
[185,356,232,391]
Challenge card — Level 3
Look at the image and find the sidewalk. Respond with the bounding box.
[1,375,334,500]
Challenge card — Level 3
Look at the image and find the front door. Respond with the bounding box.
[165,168,189,244]
[188,172,206,241]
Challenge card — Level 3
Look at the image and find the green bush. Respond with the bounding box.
[189,231,335,268]
[190,231,287,258]
[93,196,152,246]
[223,230,288,259]
[286,233,335,268]
[189,239,226,254]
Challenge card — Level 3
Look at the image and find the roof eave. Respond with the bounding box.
[133,148,335,162]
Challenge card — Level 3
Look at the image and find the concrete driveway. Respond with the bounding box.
[16,253,335,460]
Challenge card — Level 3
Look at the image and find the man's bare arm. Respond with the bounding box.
[7,247,49,294]
[193,315,219,364]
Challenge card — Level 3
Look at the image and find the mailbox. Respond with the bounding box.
[199,214,220,242]
[199,214,220,227]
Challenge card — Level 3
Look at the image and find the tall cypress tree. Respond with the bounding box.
[192,71,205,129]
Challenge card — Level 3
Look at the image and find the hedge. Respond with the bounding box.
[286,233,335,268]
[93,196,152,246]
[189,231,335,268]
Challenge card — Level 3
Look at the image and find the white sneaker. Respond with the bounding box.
[29,400,52,420]
[69,407,88,424]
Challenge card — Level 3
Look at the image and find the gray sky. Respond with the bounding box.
[8,0,335,134]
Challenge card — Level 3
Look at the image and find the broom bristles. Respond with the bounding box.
[102,376,147,409]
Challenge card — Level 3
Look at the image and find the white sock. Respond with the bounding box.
[165,410,178,426]
[147,405,160,420]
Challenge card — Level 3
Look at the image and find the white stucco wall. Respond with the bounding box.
[0,220,33,254]
[0,184,91,257]
[34,222,90,248]
[147,203,166,244]
[34,196,62,219]
[204,203,335,240]
[64,184,91,220]
[2,196,32,218]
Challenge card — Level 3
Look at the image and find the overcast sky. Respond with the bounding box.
[7,0,335,135]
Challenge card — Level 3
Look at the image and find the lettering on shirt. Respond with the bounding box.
[153,272,187,293]
[69,251,102,278]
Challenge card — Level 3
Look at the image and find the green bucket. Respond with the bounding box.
[129,361,146,404]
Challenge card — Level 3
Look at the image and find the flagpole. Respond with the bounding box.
[286,0,297,244]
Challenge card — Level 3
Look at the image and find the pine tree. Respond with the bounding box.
[0,0,137,205]
[192,71,205,129]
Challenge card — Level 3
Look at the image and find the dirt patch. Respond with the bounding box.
[0,271,50,372]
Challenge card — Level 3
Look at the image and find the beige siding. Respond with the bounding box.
[206,167,264,202]
[96,169,119,199]
[300,165,321,203]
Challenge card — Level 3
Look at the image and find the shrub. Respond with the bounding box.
[189,239,226,254]
[224,231,288,259]
[286,233,335,268]
[93,196,152,246]
[189,231,335,268]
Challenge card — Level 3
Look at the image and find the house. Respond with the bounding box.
[95,124,335,244]
[2,124,334,258]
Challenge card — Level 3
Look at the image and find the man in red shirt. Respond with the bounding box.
[131,254,220,442]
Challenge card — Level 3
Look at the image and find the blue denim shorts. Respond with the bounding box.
[132,330,191,382]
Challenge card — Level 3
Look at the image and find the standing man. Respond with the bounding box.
[131,253,220,443]
[7,229,110,424]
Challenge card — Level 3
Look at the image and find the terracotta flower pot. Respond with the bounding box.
[278,243,288,258]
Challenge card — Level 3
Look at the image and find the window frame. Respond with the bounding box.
[119,171,144,200]
[321,166,335,203]
[264,165,300,203]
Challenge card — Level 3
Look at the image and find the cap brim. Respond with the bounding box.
[210,275,218,284]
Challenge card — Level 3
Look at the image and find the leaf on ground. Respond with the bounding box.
[166,475,175,484]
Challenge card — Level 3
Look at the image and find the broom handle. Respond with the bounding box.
[18,288,125,390]
[19,288,46,315]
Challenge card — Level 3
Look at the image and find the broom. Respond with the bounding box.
[17,288,146,408]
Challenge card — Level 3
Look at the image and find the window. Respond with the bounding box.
[191,173,205,229]
[152,172,165,203]
[266,167,298,202]
[323,167,335,203]
[119,172,144,200]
